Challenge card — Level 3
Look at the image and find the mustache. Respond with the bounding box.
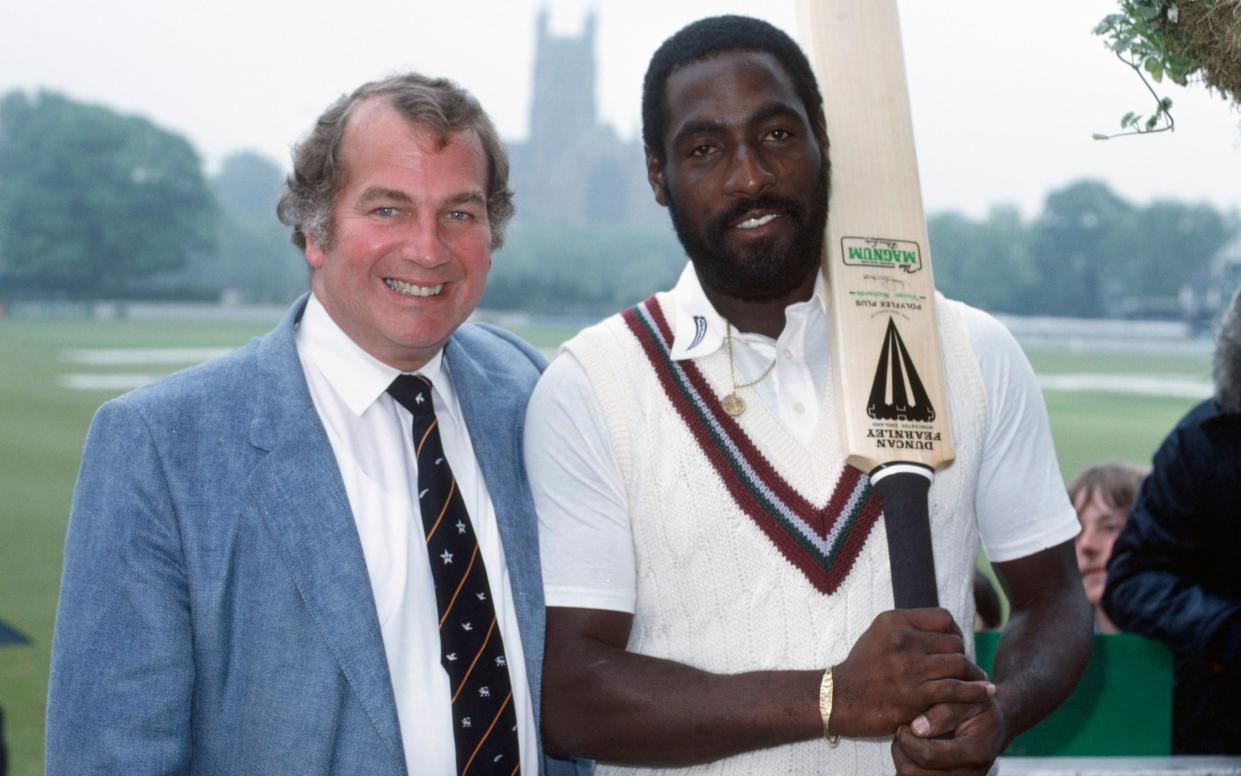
[708,194,807,238]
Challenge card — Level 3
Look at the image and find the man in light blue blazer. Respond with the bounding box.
[47,72,584,775]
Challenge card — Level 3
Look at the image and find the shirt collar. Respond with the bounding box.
[666,261,828,361]
[297,293,452,417]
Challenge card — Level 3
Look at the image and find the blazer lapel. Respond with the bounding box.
[445,336,549,720]
[246,297,405,768]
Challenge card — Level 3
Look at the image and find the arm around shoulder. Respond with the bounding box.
[46,399,194,774]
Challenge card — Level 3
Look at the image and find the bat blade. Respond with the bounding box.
[798,0,954,608]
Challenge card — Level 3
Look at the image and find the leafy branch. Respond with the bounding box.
[1092,0,1215,140]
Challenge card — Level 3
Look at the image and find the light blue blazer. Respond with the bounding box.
[47,296,584,775]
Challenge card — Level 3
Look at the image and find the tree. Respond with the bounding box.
[1029,181,1134,317]
[929,205,1035,314]
[483,216,682,315]
[0,90,216,298]
[199,151,307,303]
[1113,200,1232,300]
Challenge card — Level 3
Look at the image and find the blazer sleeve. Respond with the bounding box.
[46,399,194,775]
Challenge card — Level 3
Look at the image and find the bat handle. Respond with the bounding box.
[871,463,939,609]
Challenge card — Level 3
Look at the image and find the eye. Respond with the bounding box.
[688,143,715,158]
[446,210,475,222]
[767,128,793,141]
[372,206,399,218]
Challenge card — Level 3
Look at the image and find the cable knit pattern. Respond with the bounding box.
[620,297,882,594]
[564,291,987,775]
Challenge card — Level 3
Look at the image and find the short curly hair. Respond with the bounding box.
[277,72,514,252]
[641,15,825,166]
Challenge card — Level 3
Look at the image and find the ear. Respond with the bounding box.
[644,145,670,208]
[304,231,327,271]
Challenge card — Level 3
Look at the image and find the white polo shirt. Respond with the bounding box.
[526,263,1079,613]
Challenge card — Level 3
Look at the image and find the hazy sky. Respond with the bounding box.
[4,0,1239,219]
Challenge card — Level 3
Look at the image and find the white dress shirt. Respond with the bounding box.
[294,294,537,774]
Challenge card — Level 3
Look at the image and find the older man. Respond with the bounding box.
[528,16,1090,775]
[47,73,578,776]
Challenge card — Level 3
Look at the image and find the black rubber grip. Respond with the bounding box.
[873,471,939,608]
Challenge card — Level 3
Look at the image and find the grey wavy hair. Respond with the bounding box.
[276,72,515,252]
[1215,285,1241,412]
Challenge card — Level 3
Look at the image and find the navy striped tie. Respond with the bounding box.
[388,374,521,776]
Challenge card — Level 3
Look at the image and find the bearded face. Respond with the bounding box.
[666,168,828,302]
[651,51,830,304]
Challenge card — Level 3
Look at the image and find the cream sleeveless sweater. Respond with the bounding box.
[563,290,989,775]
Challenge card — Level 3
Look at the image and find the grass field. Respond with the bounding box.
[0,315,1210,775]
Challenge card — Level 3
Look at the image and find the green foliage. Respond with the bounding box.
[928,180,1235,318]
[1110,199,1233,297]
[1029,181,1136,316]
[484,216,683,315]
[0,90,217,297]
[200,151,307,303]
[929,206,1036,314]
[1092,0,1219,139]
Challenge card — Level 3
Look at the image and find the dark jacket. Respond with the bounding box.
[1102,398,1241,754]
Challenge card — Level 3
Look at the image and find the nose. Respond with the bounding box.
[724,143,775,197]
[1076,527,1102,561]
[400,213,452,268]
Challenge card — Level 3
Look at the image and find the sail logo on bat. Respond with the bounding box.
[866,316,936,423]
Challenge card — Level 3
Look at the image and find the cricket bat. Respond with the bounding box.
[797,0,954,609]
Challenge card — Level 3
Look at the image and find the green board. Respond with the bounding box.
[975,631,1173,756]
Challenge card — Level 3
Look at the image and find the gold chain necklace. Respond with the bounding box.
[721,322,778,417]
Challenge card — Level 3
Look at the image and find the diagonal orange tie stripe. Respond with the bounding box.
[439,543,480,629]
[460,690,514,775]
[423,477,457,544]
[451,616,497,704]
[414,417,439,459]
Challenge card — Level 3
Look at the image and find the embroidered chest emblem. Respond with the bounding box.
[623,295,882,594]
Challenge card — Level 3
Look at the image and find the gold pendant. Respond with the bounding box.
[721,392,746,417]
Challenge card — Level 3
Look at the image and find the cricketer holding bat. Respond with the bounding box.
[526,15,1091,775]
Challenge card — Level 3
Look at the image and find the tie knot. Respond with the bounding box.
[387,373,435,416]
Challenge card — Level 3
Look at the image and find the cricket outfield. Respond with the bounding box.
[0,314,1210,776]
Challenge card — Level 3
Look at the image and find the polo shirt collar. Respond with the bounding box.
[666,261,828,361]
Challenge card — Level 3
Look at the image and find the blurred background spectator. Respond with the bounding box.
[1068,461,1148,633]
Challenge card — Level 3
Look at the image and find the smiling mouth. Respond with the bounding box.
[734,212,782,230]
[385,278,444,298]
